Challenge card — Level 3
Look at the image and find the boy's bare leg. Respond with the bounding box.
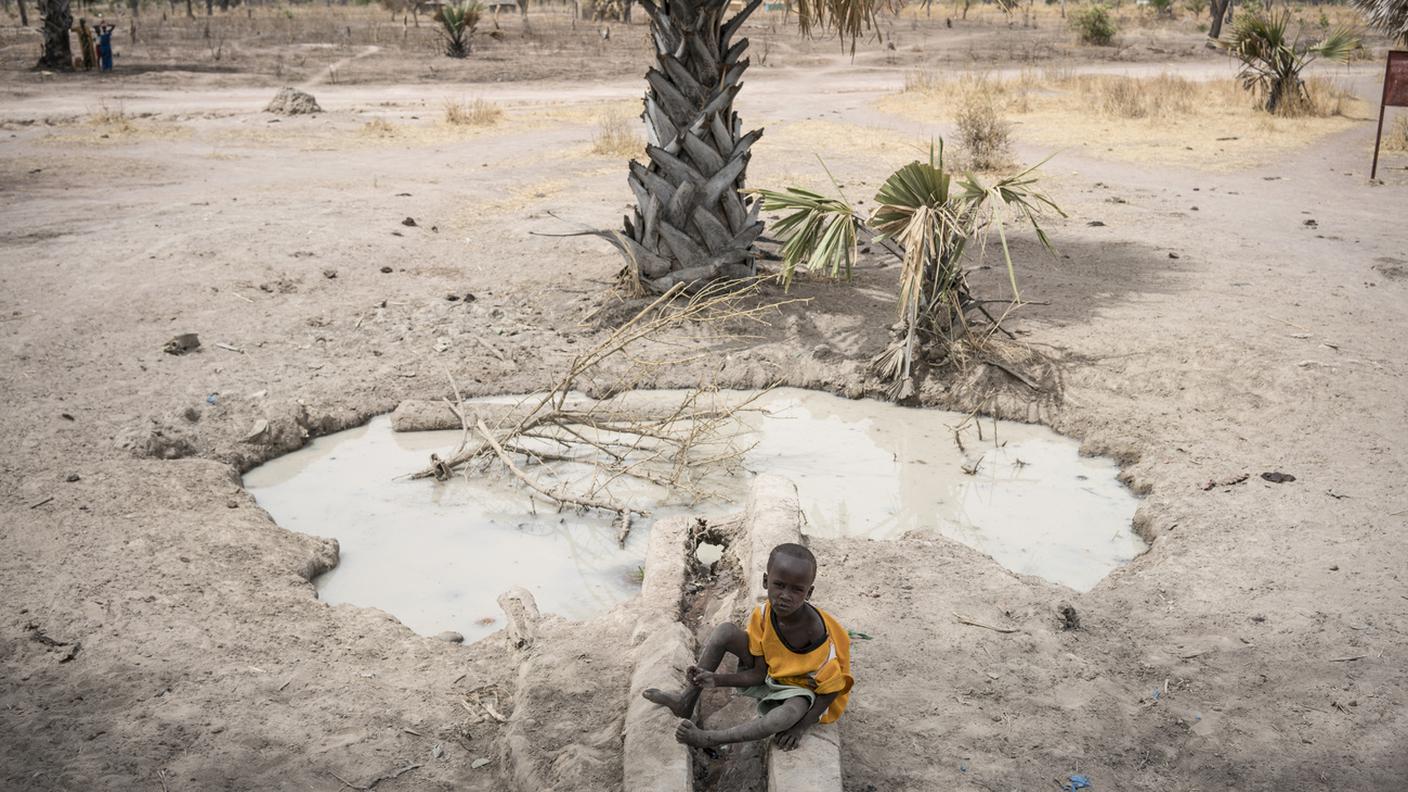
[675,697,809,748]
[642,623,752,718]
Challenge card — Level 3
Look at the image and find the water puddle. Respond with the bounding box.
[244,389,1143,642]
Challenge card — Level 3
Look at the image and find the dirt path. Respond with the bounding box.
[2,35,1407,792]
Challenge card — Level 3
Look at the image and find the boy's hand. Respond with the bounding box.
[774,723,809,751]
[686,665,716,688]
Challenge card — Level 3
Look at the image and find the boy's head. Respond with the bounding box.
[763,543,817,617]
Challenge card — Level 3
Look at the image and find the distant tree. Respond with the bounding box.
[36,0,73,70]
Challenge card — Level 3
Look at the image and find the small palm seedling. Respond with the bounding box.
[437,2,483,58]
[1220,10,1359,116]
[756,143,1062,397]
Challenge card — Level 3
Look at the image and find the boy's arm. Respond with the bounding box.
[774,691,838,750]
[688,654,767,689]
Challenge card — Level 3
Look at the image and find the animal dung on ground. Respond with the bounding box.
[163,333,200,355]
[1261,471,1296,483]
[401,217,417,227]
[264,87,322,115]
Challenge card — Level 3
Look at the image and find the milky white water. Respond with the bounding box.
[244,389,1143,642]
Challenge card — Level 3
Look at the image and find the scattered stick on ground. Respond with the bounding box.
[329,763,422,791]
[953,612,1020,633]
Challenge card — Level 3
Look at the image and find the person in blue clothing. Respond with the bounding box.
[94,21,115,72]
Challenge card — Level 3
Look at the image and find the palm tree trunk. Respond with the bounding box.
[611,0,765,293]
[36,0,73,69]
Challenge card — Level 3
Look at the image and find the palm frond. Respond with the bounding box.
[1308,26,1360,63]
[793,0,898,54]
[1349,0,1408,45]
[754,187,860,288]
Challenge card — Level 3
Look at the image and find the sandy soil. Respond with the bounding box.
[2,6,1407,791]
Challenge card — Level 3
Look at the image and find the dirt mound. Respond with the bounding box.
[264,87,322,115]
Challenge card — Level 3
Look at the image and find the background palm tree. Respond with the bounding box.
[1221,10,1358,115]
[605,0,888,293]
[756,143,1061,394]
[1349,0,1408,45]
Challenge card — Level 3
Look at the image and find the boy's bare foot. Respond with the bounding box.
[674,719,718,748]
[642,688,693,718]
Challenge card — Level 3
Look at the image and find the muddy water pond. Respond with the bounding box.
[244,389,1143,642]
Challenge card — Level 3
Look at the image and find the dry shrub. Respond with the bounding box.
[361,117,398,136]
[444,97,503,126]
[955,91,1012,170]
[1070,4,1117,45]
[1301,76,1355,118]
[591,109,643,157]
[1384,115,1408,152]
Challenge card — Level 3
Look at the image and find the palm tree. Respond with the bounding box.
[604,0,888,293]
[756,143,1061,394]
[1221,10,1358,115]
[36,0,73,70]
[437,2,483,57]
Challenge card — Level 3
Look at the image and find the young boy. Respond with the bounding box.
[643,542,853,750]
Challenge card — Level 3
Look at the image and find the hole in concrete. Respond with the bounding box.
[244,388,1142,643]
[694,540,725,567]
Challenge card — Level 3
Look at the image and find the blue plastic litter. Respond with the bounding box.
[206,393,219,405]
[1065,775,1092,791]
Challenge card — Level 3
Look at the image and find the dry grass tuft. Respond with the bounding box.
[882,68,1367,169]
[444,97,503,126]
[903,69,949,94]
[1076,73,1202,119]
[1384,115,1408,152]
[89,102,135,131]
[361,117,398,136]
[1301,76,1356,118]
[591,109,643,158]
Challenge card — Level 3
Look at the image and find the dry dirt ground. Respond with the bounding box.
[2,5,1407,791]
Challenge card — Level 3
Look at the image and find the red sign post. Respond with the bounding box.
[1371,50,1408,180]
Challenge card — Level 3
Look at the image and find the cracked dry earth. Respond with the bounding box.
[3,35,1408,792]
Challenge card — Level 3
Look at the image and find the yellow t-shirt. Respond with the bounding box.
[746,602,854,724]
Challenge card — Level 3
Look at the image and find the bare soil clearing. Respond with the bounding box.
[2,7,1407,791]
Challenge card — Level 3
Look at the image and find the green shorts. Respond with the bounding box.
[740,678,815,717]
